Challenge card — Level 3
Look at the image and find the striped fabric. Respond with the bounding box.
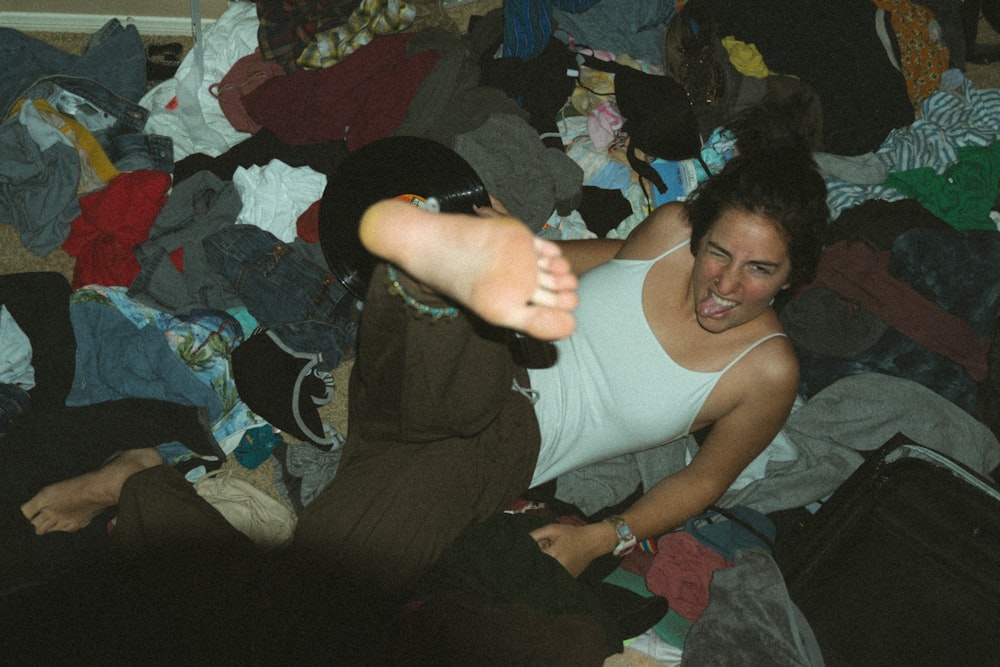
[824,78,1000,221]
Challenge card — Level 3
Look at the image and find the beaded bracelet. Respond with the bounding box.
[385,264,459,320]
[638,538,658,554]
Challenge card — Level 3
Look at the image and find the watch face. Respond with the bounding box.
[608,516,633,541]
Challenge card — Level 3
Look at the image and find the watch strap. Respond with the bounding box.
[605,515,637,557]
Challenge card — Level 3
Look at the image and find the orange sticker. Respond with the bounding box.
[394,194,440,212]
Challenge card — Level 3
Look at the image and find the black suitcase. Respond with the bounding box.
[776,433,1000,666]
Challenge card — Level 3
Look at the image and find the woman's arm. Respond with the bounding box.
[530,338,799,576]
[482,197,621,276]
[618,351,798,546]
[555,238,624,275]
[555,202,691,275]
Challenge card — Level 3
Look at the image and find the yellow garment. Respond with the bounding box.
[570,54,654,115]
[721,36,775,78]
[571,66,615,115]
[10,98,120,194]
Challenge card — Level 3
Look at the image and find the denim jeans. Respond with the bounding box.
[129,171,245,316]
[203,224,361,370]
[0,18,146,115]
[0,21,172,256]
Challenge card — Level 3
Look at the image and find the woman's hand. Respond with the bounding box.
[529,521,615,578]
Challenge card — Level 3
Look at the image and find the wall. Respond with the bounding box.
[1,0,232,34]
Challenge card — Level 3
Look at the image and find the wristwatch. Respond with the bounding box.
[605,515,637,557]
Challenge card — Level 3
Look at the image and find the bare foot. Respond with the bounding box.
[20,448,162,535]
[359,199,579,340]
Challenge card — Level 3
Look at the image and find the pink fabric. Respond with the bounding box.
[62,170,171,290]
[587,100,623,151]
[242,32,440,150]
[645,530,732,623]
[621,548,657,578]
[210,48,287,134]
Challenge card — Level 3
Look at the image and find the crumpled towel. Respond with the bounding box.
[233,159,327,243]
[644,530,731,623]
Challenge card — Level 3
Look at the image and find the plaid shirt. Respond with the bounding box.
[257,0,416,71]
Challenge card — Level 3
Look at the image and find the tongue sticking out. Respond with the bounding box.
[697,294,735,318]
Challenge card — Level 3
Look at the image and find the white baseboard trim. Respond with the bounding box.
[1,11,213,36]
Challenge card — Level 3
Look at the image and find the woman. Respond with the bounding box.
[291,146,827,613]
[11,145,827,661]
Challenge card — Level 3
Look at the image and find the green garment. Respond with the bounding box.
[885,142,1000,231]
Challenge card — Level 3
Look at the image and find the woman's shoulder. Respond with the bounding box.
[737,320,800,384]
[619,203,692,259]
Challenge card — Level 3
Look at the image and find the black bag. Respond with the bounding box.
[663,0,725,109]
[777,433,1000,666]
[579,53,701,196]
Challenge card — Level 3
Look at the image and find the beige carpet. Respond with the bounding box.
[966,18,1000,89]
[21,0,503,53]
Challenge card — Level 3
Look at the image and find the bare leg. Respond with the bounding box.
[359,199,579,341]
[20,447,162,535]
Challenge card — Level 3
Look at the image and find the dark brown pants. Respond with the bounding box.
[292,263,541,594]
[103,265,543,660]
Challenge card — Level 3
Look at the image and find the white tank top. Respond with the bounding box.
[527,240,785,487]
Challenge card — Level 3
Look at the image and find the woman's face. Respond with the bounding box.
[690,208,792,334]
